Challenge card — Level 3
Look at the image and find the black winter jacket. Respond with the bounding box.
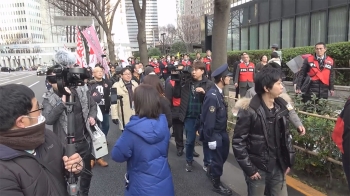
[232,95,295,177]
[90,79,112,113]
[178,77,214,122]
[297,57,335,99]
[0,130,68,196]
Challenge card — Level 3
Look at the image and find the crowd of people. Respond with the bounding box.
[0,42,349,196]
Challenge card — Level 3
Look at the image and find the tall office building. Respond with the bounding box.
[125,0,159,51]
[0,0,66,67]
[176,0,185,16]
[184,0,214,17]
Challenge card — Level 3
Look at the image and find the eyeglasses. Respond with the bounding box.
[123,73,132,76]
[28,104,43,114]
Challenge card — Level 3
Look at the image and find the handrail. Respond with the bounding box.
[297,111,337,121]
[227,97,342,166]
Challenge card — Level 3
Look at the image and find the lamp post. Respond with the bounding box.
[161,33,166,54]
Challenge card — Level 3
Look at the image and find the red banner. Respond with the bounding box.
[82,26,103,65]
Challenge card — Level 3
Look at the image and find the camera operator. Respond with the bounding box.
[178,62,214,172]
[0,84,83,195]
[43,64,97,195]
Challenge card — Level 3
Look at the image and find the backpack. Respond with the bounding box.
[332,98,350,153]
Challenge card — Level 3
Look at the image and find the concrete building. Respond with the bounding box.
[0,0,66,68]
[184,0,214,17]
[125,0,159,51]
[204,0,350,51]
[176,0,185,16]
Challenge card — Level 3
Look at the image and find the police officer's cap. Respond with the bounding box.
[211,64,233,78]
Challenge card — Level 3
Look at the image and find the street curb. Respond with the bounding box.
[169,134,326,196]
[286,175,326,196]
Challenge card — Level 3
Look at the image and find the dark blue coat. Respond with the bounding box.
[112,114,174,196]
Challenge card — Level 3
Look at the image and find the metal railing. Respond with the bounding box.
[226,95,343,166]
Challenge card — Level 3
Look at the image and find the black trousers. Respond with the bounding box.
[173,119,184,150]
[75,137,92,196]
[210,131,230,178]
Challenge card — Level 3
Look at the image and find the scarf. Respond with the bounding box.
[124,82,134,108]
[43,89,68,135]
[0,122,45,150]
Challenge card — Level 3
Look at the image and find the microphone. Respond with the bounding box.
[55,49,77,68]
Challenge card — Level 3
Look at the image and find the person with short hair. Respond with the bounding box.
[233,67,295,196]
[112,84,175,196]
[0,84,83,196]
[234,53,255,97]
[296,42,335,102]
[111,68,138,131]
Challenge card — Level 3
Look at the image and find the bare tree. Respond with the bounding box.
[177,15,201,52]
[46,0,121,64]
[158,24,177,46]
[131,0,148,65]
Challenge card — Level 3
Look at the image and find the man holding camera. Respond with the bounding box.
[42,51,97,196]
[178,62,214,172]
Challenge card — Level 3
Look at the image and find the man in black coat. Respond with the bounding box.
[91,66,113,167]
[233,67,295,196]
[0,84,83,196]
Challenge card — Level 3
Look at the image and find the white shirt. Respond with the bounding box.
[215,84,223,94]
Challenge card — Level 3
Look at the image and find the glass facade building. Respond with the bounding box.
[203,0,350,51]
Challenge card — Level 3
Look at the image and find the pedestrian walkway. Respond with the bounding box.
[89,120,238,196]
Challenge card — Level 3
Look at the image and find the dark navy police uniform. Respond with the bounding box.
[200,64,232,195]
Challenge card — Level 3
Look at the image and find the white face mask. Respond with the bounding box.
[138,68,143,74]
[153,60,157,63]
[26,114,46,128]
[167,58,170,61]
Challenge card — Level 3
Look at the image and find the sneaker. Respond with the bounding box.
[186,161,193,172]
[203,165,207,172]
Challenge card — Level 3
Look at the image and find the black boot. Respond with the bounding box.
[211,177,232,196]
[206,165,212,178]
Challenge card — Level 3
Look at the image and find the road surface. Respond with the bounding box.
[0,71,304,196]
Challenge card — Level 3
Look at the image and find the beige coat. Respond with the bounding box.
[110,79,138,130]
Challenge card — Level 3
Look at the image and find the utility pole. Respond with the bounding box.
[161,33,166,54]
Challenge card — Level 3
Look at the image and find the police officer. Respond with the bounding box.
[200,64,232,195]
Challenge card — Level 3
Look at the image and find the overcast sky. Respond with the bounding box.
[157,0,177,27]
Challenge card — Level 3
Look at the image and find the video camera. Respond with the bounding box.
[53,65,90,95]
[170,65,192,82]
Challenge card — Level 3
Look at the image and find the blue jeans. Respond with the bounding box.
[245,165,288,196]
[184,117,197,162]
[98,113,110,137]
[202,142,212,166]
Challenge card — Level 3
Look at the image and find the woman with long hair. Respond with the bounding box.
[142,75,172,128]
[112,84,174,196]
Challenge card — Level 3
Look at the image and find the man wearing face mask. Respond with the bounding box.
[132,63,144,84]
[43,65,97,196]
[0,84,83,196]
[200,64,233,195]
[160,55,171,80]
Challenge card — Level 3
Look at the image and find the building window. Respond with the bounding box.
[249,25,258,50]
[310,11,326,45]
[282,18,294,48]
[227,28,232,51]
[295,15,309,47]
[241,27,248,50]
[270,21,281,47]
[259,23,268,49]
[328,7,347,43]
